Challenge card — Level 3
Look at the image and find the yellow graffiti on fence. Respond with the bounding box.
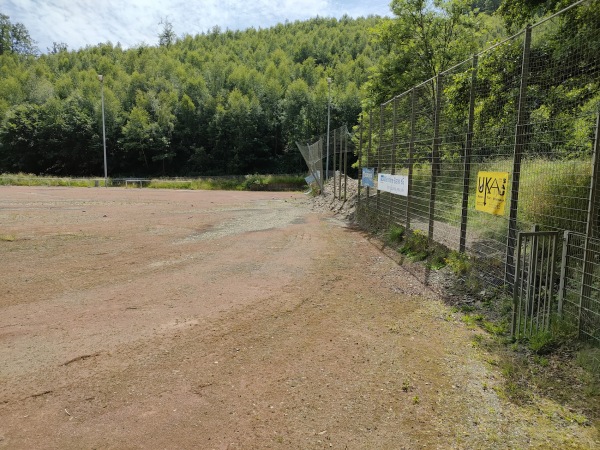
[475,171,509,216]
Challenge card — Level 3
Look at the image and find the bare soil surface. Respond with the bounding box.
[0,186,597,449]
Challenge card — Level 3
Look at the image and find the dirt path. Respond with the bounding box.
[0,186,597,449]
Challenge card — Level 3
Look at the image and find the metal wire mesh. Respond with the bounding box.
[296,139,324,190]
[560,232,600,342]
[299,124,355,199]
[356,0,600,342]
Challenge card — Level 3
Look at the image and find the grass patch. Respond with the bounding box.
[426,244,448,270]
[0,173,306,192]
[395,229,449,269]
[524,316,578,355]
[147,177,242,190]
[385,224,405,246]
[0,173,103,187]
[134,174,305,191]
[445,251,472,276]
[441,268,598,418]
[399,230,430,261]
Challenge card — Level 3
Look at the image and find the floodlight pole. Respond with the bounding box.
[98,75,108,186]
[326,77,332,180]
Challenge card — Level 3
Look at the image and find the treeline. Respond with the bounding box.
[1,0,597,178]
[0,15,383,177]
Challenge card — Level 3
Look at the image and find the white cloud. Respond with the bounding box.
[3,0,390,52]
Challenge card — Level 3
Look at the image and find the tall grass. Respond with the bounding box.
[405,157,591,234]
[147,174,305,191]
[0,173,306,191]
[519,158,590,233]
[0,173,103,187]
[146,177,242,190]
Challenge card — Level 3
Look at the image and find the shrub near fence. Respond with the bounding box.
[355,0,600,343]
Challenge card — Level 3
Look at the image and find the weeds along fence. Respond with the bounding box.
[297,124,355,199]
[355,0,600,343]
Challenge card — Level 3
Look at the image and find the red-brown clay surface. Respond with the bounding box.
[0,186,597,449]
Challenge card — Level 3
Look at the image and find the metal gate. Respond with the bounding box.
[511,229,560,339]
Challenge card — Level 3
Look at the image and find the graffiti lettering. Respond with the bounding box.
[478,175,507,205]
[475,171,509,216]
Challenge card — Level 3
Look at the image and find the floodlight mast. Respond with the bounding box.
[326,77,332,181]
[98,74,108,186]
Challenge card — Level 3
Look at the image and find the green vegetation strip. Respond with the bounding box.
[0,173,306,191]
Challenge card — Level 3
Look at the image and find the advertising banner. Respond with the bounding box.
[377,173,408,196]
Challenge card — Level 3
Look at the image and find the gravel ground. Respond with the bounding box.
[0,186,597,449]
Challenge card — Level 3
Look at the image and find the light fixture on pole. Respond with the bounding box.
[98,74,108,186]
[326,77,332,180]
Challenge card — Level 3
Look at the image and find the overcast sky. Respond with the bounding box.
[4,0,391,53]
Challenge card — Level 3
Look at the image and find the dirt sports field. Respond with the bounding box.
[0,186,597,449]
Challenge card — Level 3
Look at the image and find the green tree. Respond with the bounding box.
[0,13,37,55]
[497,0,569,31]
[366,0,483,102]
[158,18,176,48]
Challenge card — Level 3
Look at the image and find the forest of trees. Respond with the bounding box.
[0,0,597,177]
[0,13,385,177]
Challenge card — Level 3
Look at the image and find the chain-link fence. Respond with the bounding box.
[299,125,355,199]
[356,0,600,343]
[296,139,324,191]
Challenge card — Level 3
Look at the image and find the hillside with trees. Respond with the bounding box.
[1,0,596,178]
[0,14,385,177]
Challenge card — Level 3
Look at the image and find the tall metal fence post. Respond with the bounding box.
[579,112,600,337]
[505,25,532,287]
[390,97,398,222]
[407,88,416,230]
[367,110,373,209]
[319,139,324,192]
[511,231,525,338]
[460,55,478,253]
[558,230,571,317]
[357,117,363,216]
[377,104,383,215]
[338,125,343,200]
[344,125,348,202]
[584,112,600,241]
[333,128,337,199]
[429,75,443,242]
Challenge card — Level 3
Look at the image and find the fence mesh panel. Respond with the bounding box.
[561,232,600,342]
[355,0,600,343]
[296,139,324,190]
